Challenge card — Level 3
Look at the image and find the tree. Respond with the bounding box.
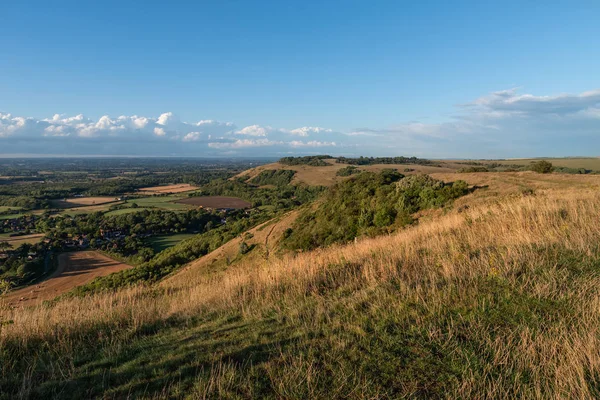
[239,241,250,255]
[530,160,553,174]
[0,241,13,253]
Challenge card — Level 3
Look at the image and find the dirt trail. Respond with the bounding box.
[2,251,133,307]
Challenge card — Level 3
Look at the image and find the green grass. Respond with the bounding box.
[0,206,23,213]
[128,196,192,210]
[0,213,25,220]
[3,244,597,399]
[103,207,151,216]
[146,233,197,252]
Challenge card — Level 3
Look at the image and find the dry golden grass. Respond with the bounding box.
[138,183,199,194]
[50,196,119,209]
[2,173,600,397]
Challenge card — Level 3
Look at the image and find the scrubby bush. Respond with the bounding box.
[279,156,332,166]
[239,241,250,255]
[458,166,489,173]
[530,160,553,174]
[336,166,360,176]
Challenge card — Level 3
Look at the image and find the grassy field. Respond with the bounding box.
[138,184,199,194]
[0,233,44,246]
[50,197,119,208]
[146,233,197,252]
[128,196,192,210]
[174,196,252,209]
[0,206,23,213]
[2,172,600,397]
[464,157,600,170]
[0,213,26,220]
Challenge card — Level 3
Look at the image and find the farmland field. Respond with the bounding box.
[50,196,120,209]
[174,196,252,209]
[1,251,133,307]
[129,196,192,210]
[146,233,197,252]
[138,184,199,194]
[0,206,23,213]
[0,233,44,246]
[0,213,26,220]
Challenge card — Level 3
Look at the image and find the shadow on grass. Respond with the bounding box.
[34,314,300,399]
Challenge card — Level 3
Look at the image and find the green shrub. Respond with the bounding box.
[283,172,469,251]
[250,170,296,186]
[336,166,360,176]
[530,160,553,174]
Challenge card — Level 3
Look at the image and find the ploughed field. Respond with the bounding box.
[174,196,251,209]
[1,251,133,307]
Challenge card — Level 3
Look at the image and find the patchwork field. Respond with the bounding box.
[1,251,133,307]
[138,184,199,194]
[0,233,45,247]
[174,196,252,209]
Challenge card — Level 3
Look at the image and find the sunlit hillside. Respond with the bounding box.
[2,171,600,398]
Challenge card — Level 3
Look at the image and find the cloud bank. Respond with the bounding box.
[1,88,599,157]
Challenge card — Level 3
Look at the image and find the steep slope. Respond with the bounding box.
[1,174,600,398]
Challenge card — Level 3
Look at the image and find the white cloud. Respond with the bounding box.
[235,125,271,136]
[288,127,333,136]
[289,140,336,147]
[182,132,202,142]
[153,127,166,137]
[2,87,600,157]
[208,138,281,149]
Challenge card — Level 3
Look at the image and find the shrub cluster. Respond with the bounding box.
[283,171,469,250]
[336,166,361,176]
[530,160,554,174]
[279,156,332,166]
[335,156,433,166]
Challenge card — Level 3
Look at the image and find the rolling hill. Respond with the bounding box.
[2,167,600,398]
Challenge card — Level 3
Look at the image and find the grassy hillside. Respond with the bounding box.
[1,172,600,398]
[236,157,600,187]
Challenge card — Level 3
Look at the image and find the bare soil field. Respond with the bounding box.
[2,251,133,307]
[174,196,251,209]
[50,196,119,208]
[138,184,199,194]
[0,233,44,247]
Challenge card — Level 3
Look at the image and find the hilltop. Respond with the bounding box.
[236,155,600,187]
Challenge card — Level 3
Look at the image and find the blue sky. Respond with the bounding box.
[1,0,599,157]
